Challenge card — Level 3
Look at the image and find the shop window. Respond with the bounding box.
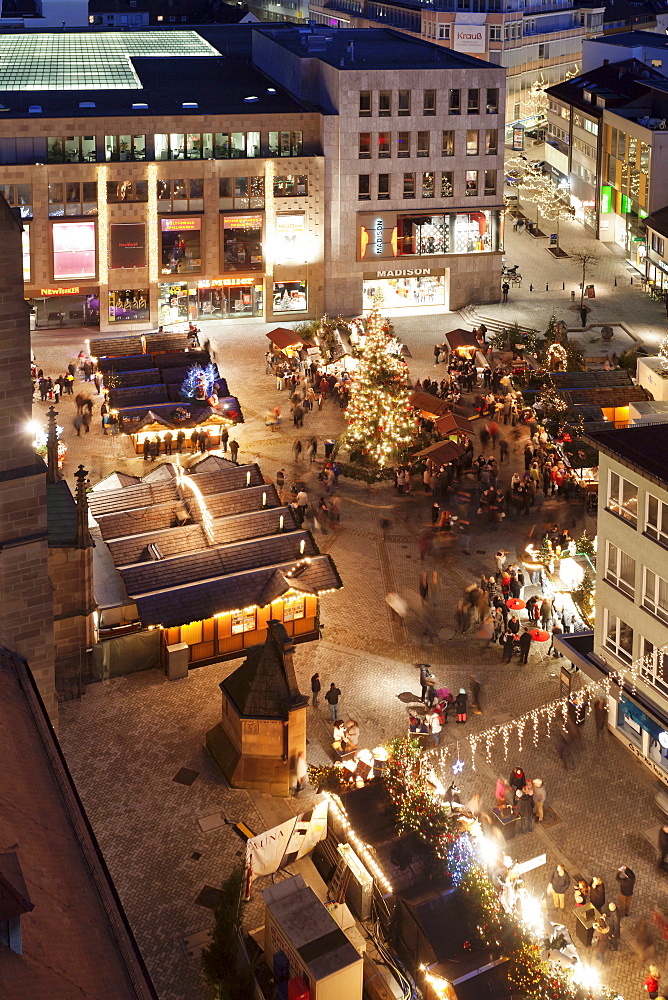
[649,735,668,773]
[397,131,410,157]
[48,182,64,218]
[268,131,303,156]
[47,135,96,164]
[398,90,411,116]
[108,289,149,323]
[484,170,496,195]
[358,174,370,201]
[378,132,390,158]
[160,217,201,275]
[422,172,435,199]
[646,493,668,545]
[617,700,642,745]
[110,223,146,269]
[283,595,305,621]
[441,172,453,198]
[52,221,96,280]
[106,179,148,204]
[468,89,480,114]
[359,132,371,159]
[643,568,668,625]
[231,609,257,633]
[379,91,391,116]
[651,233,665,256]
[0,183,32,220]
[396,210,497,256]
[607,470,637,526]
[378,173,390,200]
[156,177,204,212]
[465,170,478,196]
[359,90,372,117]
[604,610,633,664]
[442,130,455,156]
[486,88,499,114]
[403,173,415,199]
[641,638,668,697]
[448,89,460,115]
[220,176,265,209]
[605,541,635,598]
[273,279,307,312]
[417,131,430,157]
[466,130,479,156]
[273,175,306,198]
[222,214,262,271]
[105,134,146,161]
[423,89,436,116]
[485,128,498,155]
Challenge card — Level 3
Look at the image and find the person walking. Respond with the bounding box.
[419,663,432,703]
[518,627,533,664]
[229,439,239,463]
[221,427,229,453]
[644,965,661,999]
[276,468,286,491]
[548,865,570,909]
[616,865,636,916]
[516,789,533,835]
[310,672,321,708]
[607,902,621,951]
[325,683,341,722]
[594,697,608,737]
[580,303,588,327]
[532,778,546,822]
[501,280,510,303]
[293,438,302,462]
[293,752,307,797]
[469,673,482,714]
[659,825,668,870]
[426,709,442,746]
[455,688,467,723]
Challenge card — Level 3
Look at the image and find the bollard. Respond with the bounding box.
[631,276,633,284]
[562,281,565,290]
[546,283,549,292]
[614,276,617,287]
[530,283,533,292]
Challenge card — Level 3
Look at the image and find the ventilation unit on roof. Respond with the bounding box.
[244,95,259,102]
[28,105,41,113]
[148,542,164,561]
[182,102,198,109]
[132,102,148,109]
[79,101,95,108]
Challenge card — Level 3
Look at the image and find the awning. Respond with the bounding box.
[445,329,479,352]
[434,413,473,438]
[266,327,307,350]
[416,440,465,464]
[409,391,451,419]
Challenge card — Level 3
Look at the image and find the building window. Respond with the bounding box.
[358,174,371,200]
[105,179,148,204]
[378,132,390,158]
[465,170,478,196]
[48,182,97,217]
[468,88,480,114]
[359,132,371,159]
[438,23,450,38]
[651,233,665,256]
[643,568,668,624]
[272,175,306,198]
[231,609,257,633]
[466,129,479,156]
[157,178,204,212]
[538,43,549,59]
[442,131,455,157]
[397,132,410,157]
[52,221,96,280]
[441,172,453,198]
[222,214,262,272]
[105,135,146,161]
[485,128,498,155]
[403,172,416,198]
[378,174,390,200]
[604,610,634,664]
[417,131,430,157]
[484,170,496,195]
[47,135,96,164]
[282,595,305,621]
[160,217,201,274]
[489,24,501,40]
[379,91,392,116]
[422,172,435,198]
[423,89,436,116]
[605,542,636,598]
[398,90,411,116]
[268,131,303,157]
[396,209,499,255]
[641,638,668,697]
[486,88,499,114]
[448,89,460,115]
[646,493,668,545]
[0,183,32,220]
[607,471,638,526]
[359,91,372,117]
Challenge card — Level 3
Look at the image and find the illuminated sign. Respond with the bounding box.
[52,221,96,280]
[453,17,486,52]
[600,185,612,215]
[376,267,435,277]
[373,217,384,255]
[40,285,81,295]
[110,223,146,269]
[275,214,305,260]
[224,215,263,230]
[198,277,257,287]
[621,194,632,215]
[512,126,525,152]
[161,217,200,232]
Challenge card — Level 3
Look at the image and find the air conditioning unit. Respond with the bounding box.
[337,844,373,921]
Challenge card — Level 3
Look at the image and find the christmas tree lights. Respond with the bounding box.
[659,333,668,372]
[344,303,415,468]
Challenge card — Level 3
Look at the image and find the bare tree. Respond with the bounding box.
[567,248,602,308]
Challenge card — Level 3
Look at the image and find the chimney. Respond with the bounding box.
[45,405,60,485]
[74,464,93,549]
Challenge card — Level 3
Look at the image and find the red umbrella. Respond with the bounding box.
[506,598,526,610]
[530,628,550,642]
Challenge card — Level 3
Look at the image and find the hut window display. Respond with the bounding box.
[231,609,257,634]
[282,595,305,621]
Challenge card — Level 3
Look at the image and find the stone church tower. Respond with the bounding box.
[0,197,57,721]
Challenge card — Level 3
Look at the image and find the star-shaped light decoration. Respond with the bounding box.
[452,742,465,774]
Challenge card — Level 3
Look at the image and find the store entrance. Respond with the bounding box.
[362,271,448,313]
[223,283,263,319]
[31,293,100,329]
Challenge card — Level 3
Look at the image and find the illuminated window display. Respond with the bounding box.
[273,280,307,312]
[108,289,149,322]
[362,272,446,310]
[52,221,96,280]
[222,215,262,272]
[397,211,498,256]
[160,217,201,274]
[22,226,30,283]
[158,281,197,324]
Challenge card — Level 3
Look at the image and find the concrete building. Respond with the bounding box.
[581,28,668,74]
[557,424,668,782]
[0,24,504,325]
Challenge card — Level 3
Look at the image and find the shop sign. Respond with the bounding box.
[624,737,668,781]
[373,217,384,255]
[40,285,81,296]
[374,267,440,278]
[161,217,200,232]
[198,277,256,288]
[224,214,263,230]
[600,185,612,215]
[453,16,486,52]
[655,258,668,274]
[276,213,305,260]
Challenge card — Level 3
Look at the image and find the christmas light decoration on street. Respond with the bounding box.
[452,741,465,774]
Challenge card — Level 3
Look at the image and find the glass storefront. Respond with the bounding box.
[108,289,149,323]
[647,260,668,292]
[222,214,263,272]
[358,209,500,261]
[31,291,99,329]
[158,281,197,324]
[362,273,446,310]
[159,280,263,322]
[273,279,307,312]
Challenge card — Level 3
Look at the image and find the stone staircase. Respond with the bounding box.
[458,304,538,338]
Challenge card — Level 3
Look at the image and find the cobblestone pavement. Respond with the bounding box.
[38,242,668,999]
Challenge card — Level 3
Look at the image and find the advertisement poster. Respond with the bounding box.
[223,214,262,272]
[52,221,96,280]
[275,214,305,261]
[160,217,201,275]
[244,801,328,896]
[110,223,146,270]
[453,14,487,53]
[108,288,149,323]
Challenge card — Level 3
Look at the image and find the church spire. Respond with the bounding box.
[74,465,93,549]
[45,405,60,484]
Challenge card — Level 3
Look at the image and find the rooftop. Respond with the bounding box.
[645,205,668,236]
[585,29,668,47]
[546,57,663,111]
[587,423,668,485]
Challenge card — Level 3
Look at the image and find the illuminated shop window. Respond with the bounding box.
[231,609,257,634]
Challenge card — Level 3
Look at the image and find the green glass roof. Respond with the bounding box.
[0,31,218,90]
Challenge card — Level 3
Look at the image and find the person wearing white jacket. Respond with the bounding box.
[426,710,441,747]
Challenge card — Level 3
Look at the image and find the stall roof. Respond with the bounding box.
[434,413,473,437]
[266,327,307,349]
[445,329,479,351]
[409,391,451,419]
[416,440,465,464]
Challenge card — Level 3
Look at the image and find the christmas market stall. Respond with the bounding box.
[266,326,311,360]
[444,328,483,361]
[416,439,465,468]
[434,412,475,443]
[409,391,452,422]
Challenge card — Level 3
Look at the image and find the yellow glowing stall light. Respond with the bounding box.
[325,793,393,892]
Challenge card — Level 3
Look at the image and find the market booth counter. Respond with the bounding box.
[266,326,312,359]
[118,400,242,454]
[409,391,452,422]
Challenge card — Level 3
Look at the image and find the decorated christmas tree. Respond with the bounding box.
[344,304,414,467]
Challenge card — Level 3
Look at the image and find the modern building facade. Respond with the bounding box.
[0,25,505,329]
[557,424,668,782]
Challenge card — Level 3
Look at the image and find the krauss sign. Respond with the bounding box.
[453,22,486,53]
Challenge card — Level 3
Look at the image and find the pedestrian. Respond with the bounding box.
[659,825,668,869]
[532,778,546,821]
[164,431,173,455]
[635,919,656,962]
[455,688,467,723]
[426,709,441,746]
[594,697,607,737]
[502,281,510,303]
[590,876,605,911]
[433,343,441,365]
[345,719,360,747]
[293,438,302,462]
[419,663,432,703]
[499,438,508,463]
[616,865,636,916]
[100,400,108,433]
[276,468,285,491]
[469,673,482,714]
[81,411,91,433]
[548,864,570,909]
[310,672,321,708]
[519,627,533,664]
[502,631,515,664]
[325,682,341,722]
[644,965,661,999]
[221,427,229,453]
[293,752,307,796]
[229,439,239,463]
[607,902,620,951]
[509,767,525,795]
[515,789,533,834]
[580,304,588,327]
[591,917,610,965]
[149,435,159,461]
[176,429,185,453]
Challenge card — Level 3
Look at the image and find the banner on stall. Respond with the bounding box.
[244,800,328,897]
